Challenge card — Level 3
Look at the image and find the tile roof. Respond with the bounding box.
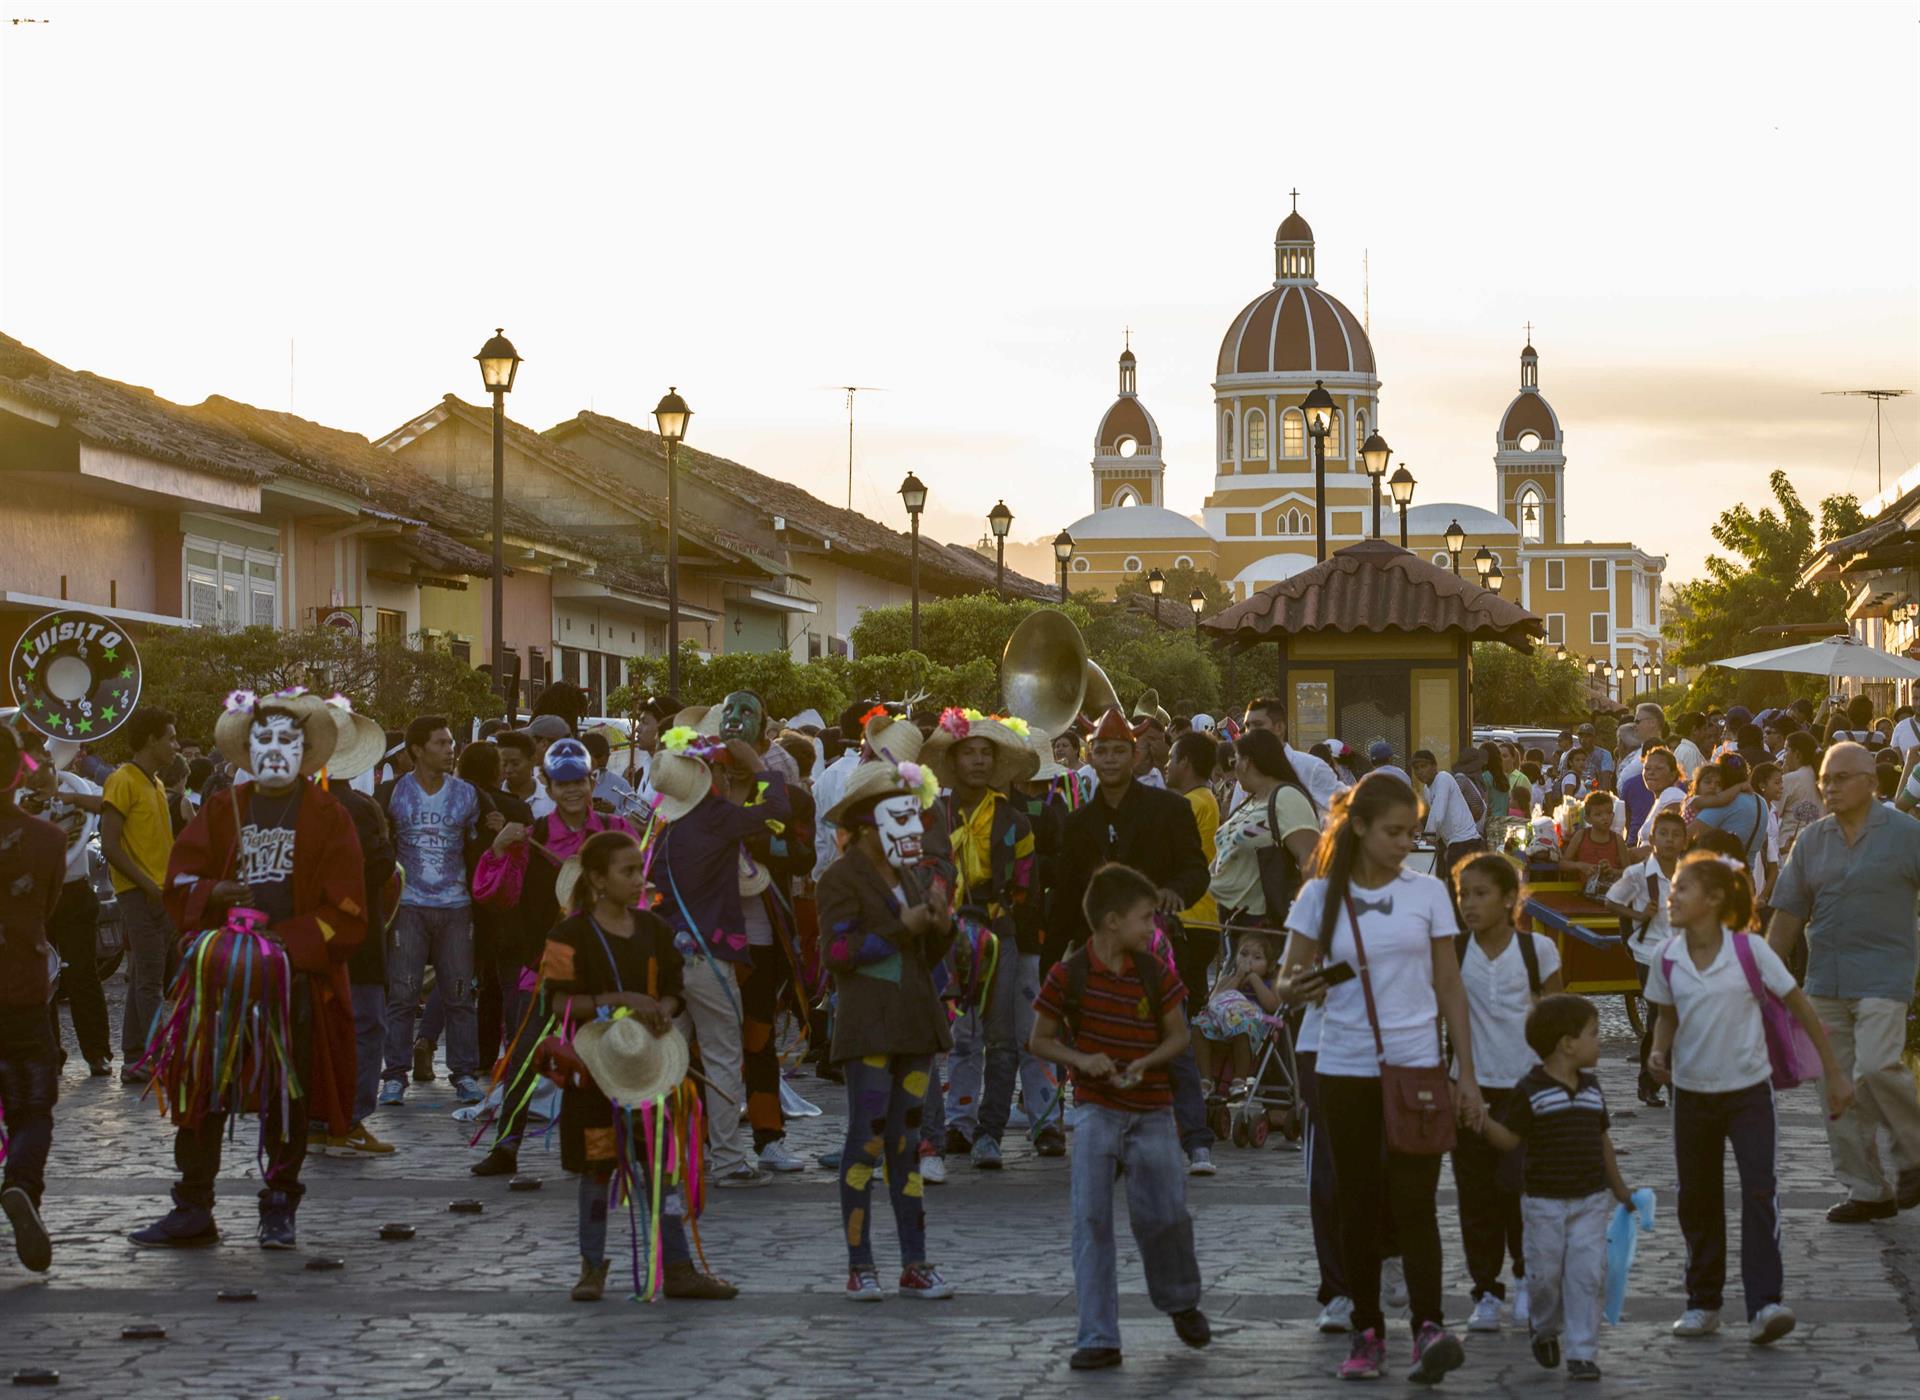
[549,410,1056,600]
[0,332,280,483]
[1203,538,1543,646]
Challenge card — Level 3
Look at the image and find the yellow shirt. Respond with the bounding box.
[102,762,172,893]
[1180,786,1221,932]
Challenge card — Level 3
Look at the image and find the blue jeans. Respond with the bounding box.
[946,951,1056,1144]
[578,1170,690,1268]
[383,904,478,1080]
[841,1054,932,1270]
[1069,1104,1201,1350]
[350,984,385,1125]
[1167,1043,1214,1155]
[118,887,172,1062]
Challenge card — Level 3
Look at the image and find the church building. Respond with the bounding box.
[1062,203,1665,676]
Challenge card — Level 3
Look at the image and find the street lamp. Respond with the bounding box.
[1445,518,1465,575]
[1388,465,1415,548]
[899,472,928,650]
[1473,546,1494,584]
[1303,379,1336,561]
[1487,560,1505,594]
[476,329,521,721]
[1053,528,1075,604]
[1586,657,1598,679]
[1188,586,1206,634]
[987,499,1014,600]
[1361,429,1391,539]
[651,386,692,696]
[1147,566,1165,625]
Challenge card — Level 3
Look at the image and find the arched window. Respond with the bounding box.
[1276,508,1309,536]
[1245,409,1267,461]
[1326,410,1343,457]
[1123,556,1143,574]
[1071,557,1091,573]
[1355,409,1369,444]
[1282,409,1305,458]
[1175,555,1193,569]
[1112,486,1141,508]
[1222,409,1235,460]
[1518,486,1544,544]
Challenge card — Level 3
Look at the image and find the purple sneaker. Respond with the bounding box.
[1339,1328,1386,1380]
[1408,1322,1464,1385]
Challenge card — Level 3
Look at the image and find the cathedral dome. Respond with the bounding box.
[1499,391,1559,447]
[1066,503,1213,541]
[1217,285,1376,378]
[1096,395,1158,457]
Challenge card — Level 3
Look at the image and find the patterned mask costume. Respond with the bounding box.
[718,691,766,746]
[249,713,305,793]
[874,794,924,870]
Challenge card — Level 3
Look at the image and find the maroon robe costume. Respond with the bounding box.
[164,780,366,1134]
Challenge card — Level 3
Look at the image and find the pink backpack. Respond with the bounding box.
[1662,934,1820,1090]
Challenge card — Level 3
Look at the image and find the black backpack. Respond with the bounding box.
[1254,784,1313,925]
[1453,928,1543,995]
[1058,943,1166,1043]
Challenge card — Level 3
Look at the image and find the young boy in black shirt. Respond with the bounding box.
[1479,994,1634,1380]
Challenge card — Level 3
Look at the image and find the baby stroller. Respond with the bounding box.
[1198,921,1306,1149]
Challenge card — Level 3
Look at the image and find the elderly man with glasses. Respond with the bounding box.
[1767,742,1920,1223]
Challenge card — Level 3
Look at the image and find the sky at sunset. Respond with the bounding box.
[2,2,1915,586]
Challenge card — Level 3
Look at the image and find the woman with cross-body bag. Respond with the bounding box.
[1277,774,1485,1385]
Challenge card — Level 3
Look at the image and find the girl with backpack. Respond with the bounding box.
[1450,853,1563,1334]
[1645,853,1852,1344]
[1277,774,1485,1384]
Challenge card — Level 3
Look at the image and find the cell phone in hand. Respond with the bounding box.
[1291,961,1357,997]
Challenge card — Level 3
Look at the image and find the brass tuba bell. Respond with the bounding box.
[1001,608,1122,738]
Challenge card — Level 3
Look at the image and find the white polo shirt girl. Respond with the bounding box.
[1459,931,1561,1088]
[1642,929,1797,1093]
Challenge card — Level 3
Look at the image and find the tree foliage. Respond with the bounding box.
[1665,470,1866,711]
[1470,643,1593,725]
[1111,563,1236,619]
[126,625,497,750]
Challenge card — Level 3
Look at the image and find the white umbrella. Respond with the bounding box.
[1709,634,1920,680]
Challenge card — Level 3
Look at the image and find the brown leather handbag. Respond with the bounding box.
[1344,892,1456,1155]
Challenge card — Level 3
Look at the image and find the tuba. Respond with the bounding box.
[9,609,143,742]
[1001,608,1122,737]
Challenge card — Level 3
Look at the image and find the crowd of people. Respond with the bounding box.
[2,678,1919,1384]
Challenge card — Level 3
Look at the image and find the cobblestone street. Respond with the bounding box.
[6,1002,1920,1398]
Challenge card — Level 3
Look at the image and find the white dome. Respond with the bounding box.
[1403,502,1518,537]
[1064,504,1213,541]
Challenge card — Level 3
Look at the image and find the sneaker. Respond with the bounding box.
[572,1257,609,1302]
[918,1142,948,1185]
[412,1038,436,1084]
[1339,1328,1387,1381]
[943,1127,971,1157]
[87,1058,113,1077]
[663,1258,739,1300]
[1512,1276,1530,1326]
[1748,1303,1796,1345]
[1566,1359,1602,1381]
[758,1139,807,1174]
[378,1077,406,1108]
[817,1148,842,1171]
[846,1266,884,1302]
[129,1196,219,1249]
[1531,1330,1561,1369]
[256,1192,297,1251]
[1187,1147,1217,1176]
[1171,1307,1212,1348]
[329,1122,396,1155]
[899,1263,955,1300]
[970,1136,1004,1170]
[1827,1197,1897,1224]
[1672,1307,1721,1337]
[1070,1348,1123,1370]
[1035,1126,1066,1157]
[1467,1294,1503,1332]
[1383,1257,1409,1310]
[713,1166,772,1189]
[471,1145,518,1177]
[1316,1295,1355,1334]
[120,1063,153,1085]
[450,1075,485,1105]
[1,1187,51,1272]
[1407,1322,1464,1385]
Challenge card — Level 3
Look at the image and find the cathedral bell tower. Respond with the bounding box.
[1090,335,1166,512]
[1495,336,1565,547]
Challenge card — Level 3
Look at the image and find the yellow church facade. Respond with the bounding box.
[1064,205,1665,679]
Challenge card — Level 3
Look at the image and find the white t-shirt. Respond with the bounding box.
[1635,784,1685,844]
[1892,716,1920,759]
[1285,868,1459,1078]
[1296,1003,1323,1054]
[1643,929,1798,1093]
[1460,931,1562,1088]
[1605,856,1676,965]
[1618,752,1644,789]
[1671,738,1706,781]
[1423,770,1482,846]
[812,750,860,881]
[50,771,103,885]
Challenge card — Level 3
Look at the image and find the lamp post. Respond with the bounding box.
[1053,529,1075,604]
[899,473,928,650]
[1361,429,1391,539]
[1188,586,1205,634]
[652,387,692,697]
[1473,545,1494,584]
[1389,465,1415,548]
[476,329,521,721]
[1487,560,1505,595]
[1302,380,1336,560]
[987,499,1013,601]
[1147,566,1165,625]
[1445,518,1465,575]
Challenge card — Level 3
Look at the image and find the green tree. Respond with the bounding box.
[847,593,1095,671]
[126,625,497,750]
[1665,470,1865,712]
[1111,563,1235,619]
[1470,643,1591,725]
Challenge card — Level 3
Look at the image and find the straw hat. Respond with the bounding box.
[648,747,714,822]
[1026,731,1067,783]
[923,710,1040,792]
[213,689,337,778]
[673,704,715,736]
[738,849,771,898]
[324,700,386,783]
[571,1014,691,1109]
[864,712,923,766]
[825,753,938,828]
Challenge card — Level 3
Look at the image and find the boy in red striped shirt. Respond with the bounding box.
[1030,863,1211,1370]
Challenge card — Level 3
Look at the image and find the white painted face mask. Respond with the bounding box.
[874,794,925,871]
[249,714,305,791]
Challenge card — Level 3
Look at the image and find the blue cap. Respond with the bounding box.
[542,738,593,784]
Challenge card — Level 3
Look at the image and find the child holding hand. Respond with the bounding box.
[1478,994,1634,1381]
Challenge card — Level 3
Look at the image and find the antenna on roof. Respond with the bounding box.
[819,386,885,510]
[1824,388,1913,494]
[1363,251,1370,338]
